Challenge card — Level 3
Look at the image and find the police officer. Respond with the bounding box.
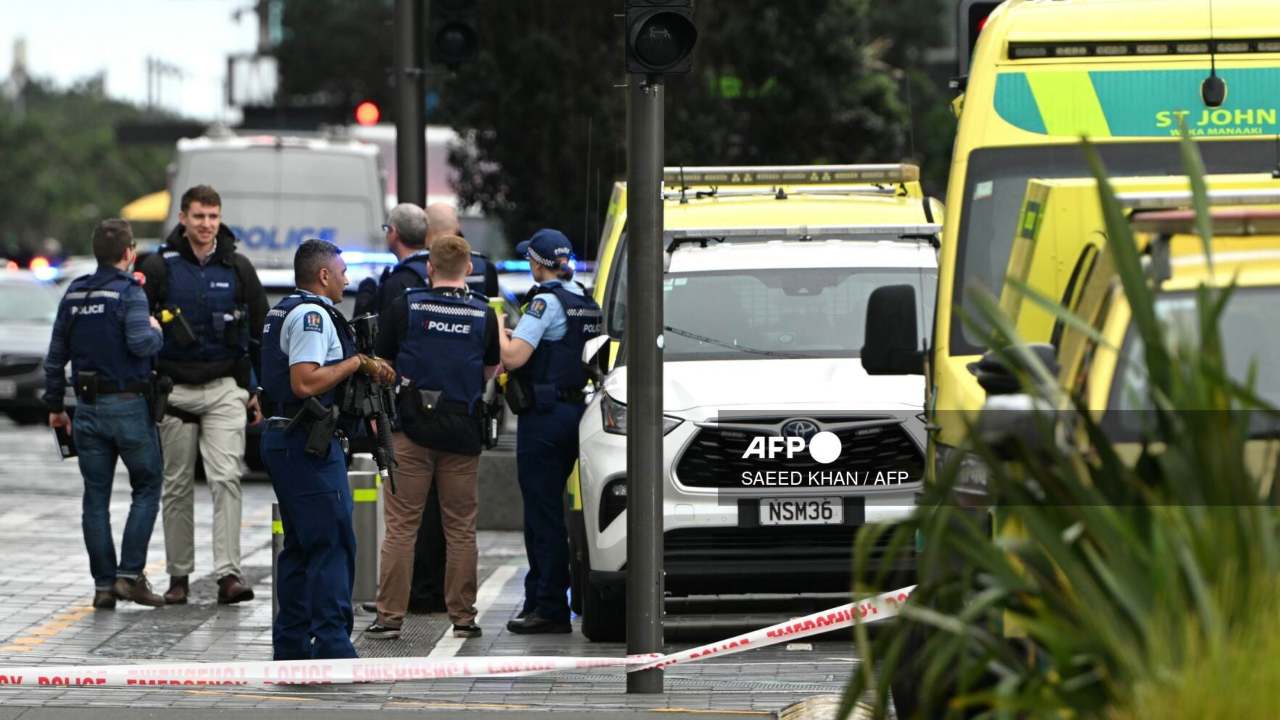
[259,239,395,660]
[353,203,429,320]
[44,219,166,609]
[497,229,602,634]
[364,235,501,641]
[139,184,268,606]
[425,203,499,298]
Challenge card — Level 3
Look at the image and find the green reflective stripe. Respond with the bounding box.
[993,73,1047,134]
[375,472,382,488]
[272,520,284,535]
[1025,71,1111,137]
[353,488,379,503]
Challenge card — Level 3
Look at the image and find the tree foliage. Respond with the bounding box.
[0,80,171,258]
[274,0,950,253]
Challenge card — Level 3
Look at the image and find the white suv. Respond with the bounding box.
[574,227,937,640]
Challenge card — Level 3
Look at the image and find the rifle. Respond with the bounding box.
[341,313,399,494]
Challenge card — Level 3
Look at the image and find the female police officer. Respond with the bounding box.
[258,239,394,659]
[497,229,602,634]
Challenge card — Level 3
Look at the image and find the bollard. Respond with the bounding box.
[349,453,382,604]
[271,503,283,622]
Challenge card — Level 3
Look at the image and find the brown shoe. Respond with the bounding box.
[92,590,116,610]
[217,575,255,605]
[112,575,164,607]
[164,575,189,605]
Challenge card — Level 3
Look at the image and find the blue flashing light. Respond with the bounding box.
[497,260,532,272]
[341,250,398,265]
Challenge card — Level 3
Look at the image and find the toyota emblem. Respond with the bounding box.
[780,418,820,441]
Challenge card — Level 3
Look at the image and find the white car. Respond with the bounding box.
[574,229,937,640]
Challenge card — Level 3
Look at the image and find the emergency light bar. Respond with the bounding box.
[1009,38,1280,60]
[662,164,919,187]
[664,223,941,241]
[1131,208,1280,236]
[1117,188,1280,210]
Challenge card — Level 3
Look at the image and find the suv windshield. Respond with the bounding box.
[618,267,936,363]
[1107,286,1280,437]
[0,283,58,324]
[953,139,1275,355]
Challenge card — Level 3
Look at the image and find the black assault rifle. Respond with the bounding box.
[341,313,399,494]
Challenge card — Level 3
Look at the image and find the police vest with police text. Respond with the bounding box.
[259,292,356,415]
[515,284,602,396]
[159,251,248,363]
[61,272,154,389]
[397,287,488,414]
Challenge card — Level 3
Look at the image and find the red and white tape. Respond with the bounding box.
[0,585,913,688]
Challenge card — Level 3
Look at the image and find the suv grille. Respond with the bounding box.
[675,416,923,489]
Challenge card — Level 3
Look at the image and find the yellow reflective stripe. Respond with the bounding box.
[272,520,284,535]
[353,488,379,503]
[1026,71,1111,137]
[375,472,383,488]
[568,462,582,512]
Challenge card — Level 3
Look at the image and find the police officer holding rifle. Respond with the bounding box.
[258,239,395,660]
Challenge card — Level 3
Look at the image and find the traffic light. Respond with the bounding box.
[624,0,698,76]
[957,0,1001,77]
[429,0,478,67]
[354,100,381,126]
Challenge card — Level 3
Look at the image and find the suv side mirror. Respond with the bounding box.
[968,343,1059,396]
[862,284,924,375]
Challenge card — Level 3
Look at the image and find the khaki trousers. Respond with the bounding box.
[158,376,248,579]
[376,433,479,626]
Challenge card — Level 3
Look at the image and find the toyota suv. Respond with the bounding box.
[572,164,939,640]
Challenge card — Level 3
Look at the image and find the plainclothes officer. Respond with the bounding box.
[259,239,395,660]
[364,235,501,641]
[497,229,603,634]
[353,203,429,320]
[44,219,166,609]
[139,184,268,606]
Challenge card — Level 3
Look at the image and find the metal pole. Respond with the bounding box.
[349,454,382,604]
[271,503,283,621]
[625,75,665,694]
[394,0,426,205]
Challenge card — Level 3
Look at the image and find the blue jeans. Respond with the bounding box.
[263,426,357,660]
[73,394,164,590]
[516,401,585,624]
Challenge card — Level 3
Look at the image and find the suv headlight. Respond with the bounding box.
[601,392,682,435]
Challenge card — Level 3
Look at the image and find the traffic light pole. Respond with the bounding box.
[394,0,426,205]
[625,75,665,695]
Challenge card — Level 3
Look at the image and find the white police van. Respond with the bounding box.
[164,129,386,270]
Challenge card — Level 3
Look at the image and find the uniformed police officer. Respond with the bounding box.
[259,239,395,660]
[139,184,268,606]
[497,228,603,634]
[364,235,501,641]
[44,219,166,609]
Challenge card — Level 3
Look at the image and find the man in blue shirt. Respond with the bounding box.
[497,229,603,634]
[44,219,166,609]
[258,239,395,660]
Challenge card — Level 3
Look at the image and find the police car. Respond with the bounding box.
[572,164,938,640]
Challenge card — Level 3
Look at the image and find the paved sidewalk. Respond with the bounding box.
[0,420,860,715]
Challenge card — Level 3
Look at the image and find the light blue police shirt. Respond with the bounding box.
[280,292,346,366]
[513,279,582,349]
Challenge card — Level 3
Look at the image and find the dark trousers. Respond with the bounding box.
[409,485,447,609]
[515,401,584,624]
[263,427,357,660]
[73,394,164,590]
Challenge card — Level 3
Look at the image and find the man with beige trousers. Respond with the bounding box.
[139,185,269,605]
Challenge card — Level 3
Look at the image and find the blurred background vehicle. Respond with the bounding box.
[0,271,63,424]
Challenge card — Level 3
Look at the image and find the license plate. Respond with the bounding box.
[759,497,843,526]
[0,380,16,399]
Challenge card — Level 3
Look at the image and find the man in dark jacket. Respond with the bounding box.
[138,185,269,606]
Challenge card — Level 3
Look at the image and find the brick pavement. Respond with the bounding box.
[0,420,862,715]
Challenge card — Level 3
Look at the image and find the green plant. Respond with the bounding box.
[842,131,1280,718]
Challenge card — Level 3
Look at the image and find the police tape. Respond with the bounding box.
[0,585,913,688]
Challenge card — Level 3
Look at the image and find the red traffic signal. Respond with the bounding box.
[354,100,381,126]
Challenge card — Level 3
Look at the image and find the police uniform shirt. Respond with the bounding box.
[279,293,345,369]
[513,279,583,349]
[375,286,501,368]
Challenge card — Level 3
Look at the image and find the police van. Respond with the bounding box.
[163,130,386,270]
[572,164,940,640]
